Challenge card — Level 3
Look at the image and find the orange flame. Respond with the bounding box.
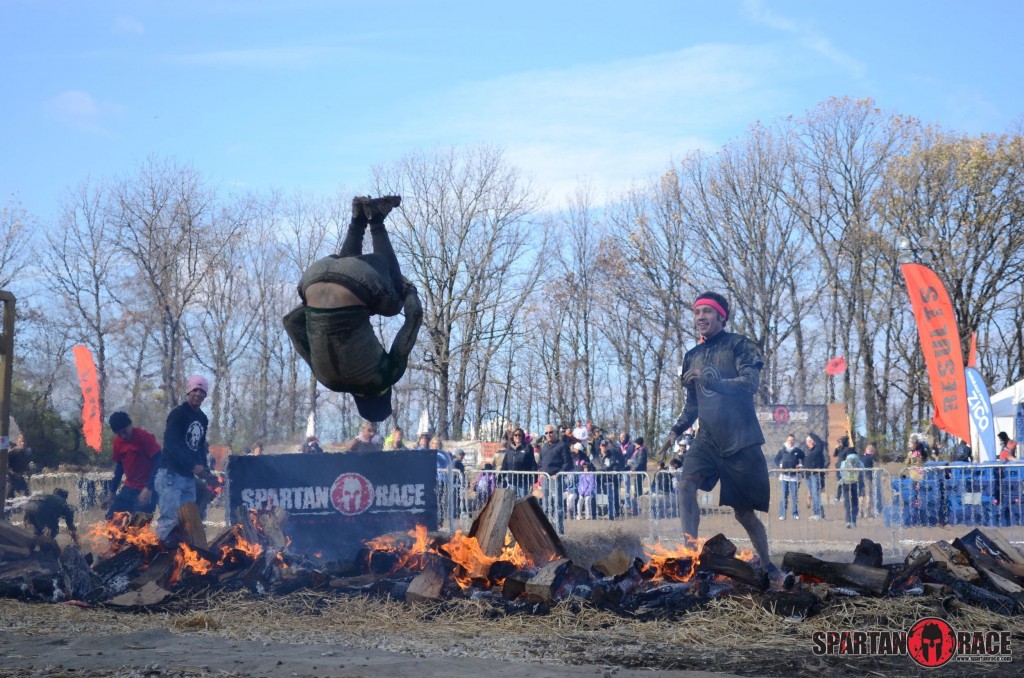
[84,512,162,558]
[643,539,704,582]
[442,531,532,590]
[169,543,214,585]
[366,525,431,572]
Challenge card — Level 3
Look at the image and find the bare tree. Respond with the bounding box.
[0,197,34,290]
[372,146,541,438]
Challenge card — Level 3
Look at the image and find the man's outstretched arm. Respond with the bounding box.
[382,282,423,388]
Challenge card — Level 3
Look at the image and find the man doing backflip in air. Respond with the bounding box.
[284,196,422,422]
[662,291,774,572]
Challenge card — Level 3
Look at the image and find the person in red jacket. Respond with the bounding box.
[104,411,162,519]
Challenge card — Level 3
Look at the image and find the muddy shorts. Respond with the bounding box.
[681,442,770,513]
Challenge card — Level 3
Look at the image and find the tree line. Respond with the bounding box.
[2,97,1022,467]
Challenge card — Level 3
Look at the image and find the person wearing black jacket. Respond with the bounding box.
[500,428,537,497]
[774,435,804,520]
[803,433,827,519]
[154,375,218,542]
[832,435,855,500]
[598,439,626,519]
[538,424,574,532]
[661,291,773,571]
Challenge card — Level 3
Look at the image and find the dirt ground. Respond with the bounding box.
[2,498,1023,676]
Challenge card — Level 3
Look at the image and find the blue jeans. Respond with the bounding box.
[541,475,565,534]
[154,468,197,541]
[779,478,799,517]
[807,473,824,518]
[106,486,158,520]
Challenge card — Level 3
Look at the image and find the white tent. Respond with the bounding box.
[991,378,1024,442]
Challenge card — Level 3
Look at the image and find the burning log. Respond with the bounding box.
[256,507,290,550]
[501,570,531,600]
[508,497,567,565]
[592,549,633,577]
[468,487,517,558]
[525,558,572,603]
[702,533,737,558]
[926,565,1018,616]
[406,553,455,603]
[176,502,208,549]
[853,539,884,568]
[487,559,517,582]
[781,552,890,596]
[92,546,146,594]
[632,583,701,614]
[132,552,176,590]
[696,551,768,591]
[888,546,931,593]
[233,507,262,545]
[927,540,979,582]
[58,545,103,601]
[752,590,822,619]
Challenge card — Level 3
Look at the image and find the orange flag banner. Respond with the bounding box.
[899,263,971,442]
[72,345,103,453]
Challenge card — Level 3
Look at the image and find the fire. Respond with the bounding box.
[169,543,214,586]
[442,531,532,590]
[218,533,263,567]
[366,525,431,572]
[643,539,704,582]
[84,512,162,558]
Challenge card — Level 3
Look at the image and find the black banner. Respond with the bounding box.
[756,404,829,457]
[226,451,437,561]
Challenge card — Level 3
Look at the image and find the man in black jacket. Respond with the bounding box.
[803,433,827,519]
[24,488,79,545]
[538,424,574,532]
[661,291,774,571]
[154,374,218,542]
[774,435,804,521]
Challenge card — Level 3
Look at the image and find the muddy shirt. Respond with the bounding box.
[671,330,765,457]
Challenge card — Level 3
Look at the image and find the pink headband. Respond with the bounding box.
[693,297,727,320]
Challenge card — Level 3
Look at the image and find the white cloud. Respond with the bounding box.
[43,90,119,135]
[742,0,866,80]
[112,15,145,35]
[397,44,793,208]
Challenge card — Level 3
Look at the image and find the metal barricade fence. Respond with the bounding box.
[891,462,1024,531]
[459,470,652,535]
[767,467,901,557]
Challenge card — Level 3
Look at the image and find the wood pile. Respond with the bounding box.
[2,492,1024,620]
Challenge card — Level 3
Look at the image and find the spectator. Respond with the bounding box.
[860,444,882,518]
[451,449,466,474]
[413,433,432,451]
[23,488,79,545]
[501,427,537,497]
[597,439,625,519]
[572,420,588,445]
[803,433,827,519]
[576,462,597,520]
[571,442,590,469]
[250,442,263,456]
[774,434,804,521]
[155,375,218,542]
[350,422,383,452]
[953,439,972,463]
[304,436,324,453]
[384,426,407,450]
[839,448,864,528]
[103,411,162,520]
[998,432,1018,461]
[538,423,575,531]
[909,434,931,463]
[624,434,648,516]
[475,462,496,509]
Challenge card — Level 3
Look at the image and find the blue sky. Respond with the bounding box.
[2,0,1022,222]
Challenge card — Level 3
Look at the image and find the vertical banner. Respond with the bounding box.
[899,263,971,442]
[72,345,102,453]
[1016,402,1024,449]
[964,367,996,462]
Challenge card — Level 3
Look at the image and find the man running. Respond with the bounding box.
[662,291,774,571]
[283,196,422,422]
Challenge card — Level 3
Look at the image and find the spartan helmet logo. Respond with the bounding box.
[919,623,944,662]
[908,617,955,668]
[330,473,373,515]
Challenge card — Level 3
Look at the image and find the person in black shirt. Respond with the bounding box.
[803,433,827,519]
[24,488,79,545]
[500,427,537,497]
[662,291,773,571]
